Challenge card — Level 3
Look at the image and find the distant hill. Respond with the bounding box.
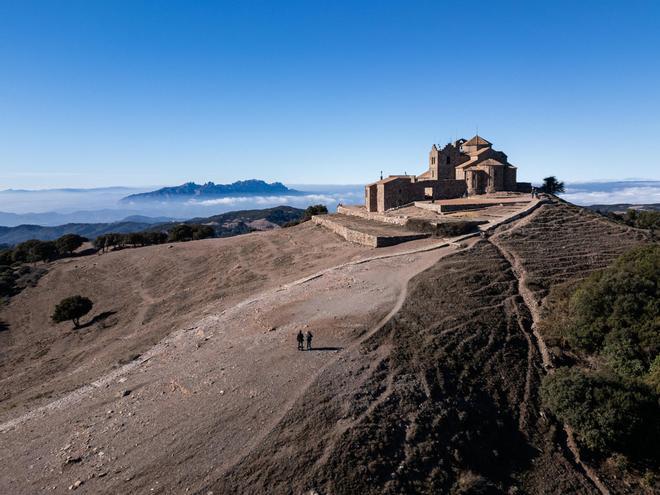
[586,203,660,214]
[121,180,302,202]
[0,221,154,245]
[0,210,173,227]
[0,206,305,245]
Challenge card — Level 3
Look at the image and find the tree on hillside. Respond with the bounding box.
[126,232,147,247]
[55,234,88,256]
[303,204,328,220]
[52,295,93,329]
[539,176,565,194]
[12,239,59,264]
[0,249,13,266]
[168,224,194,242]
[191,224,215,240]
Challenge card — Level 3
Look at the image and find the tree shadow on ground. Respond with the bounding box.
[78,311,117,329]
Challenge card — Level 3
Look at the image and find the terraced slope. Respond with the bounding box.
[493,199,650,303]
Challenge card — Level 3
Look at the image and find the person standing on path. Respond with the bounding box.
[306,331,313,351]
[296,331,304,351]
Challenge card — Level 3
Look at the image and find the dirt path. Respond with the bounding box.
[0,232,474,494]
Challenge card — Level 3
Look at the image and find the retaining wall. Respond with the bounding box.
[311,215,428,247]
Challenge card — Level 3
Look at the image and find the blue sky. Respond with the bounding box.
[0,0,659,189]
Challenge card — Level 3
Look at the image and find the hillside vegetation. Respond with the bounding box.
[540,245,659,465]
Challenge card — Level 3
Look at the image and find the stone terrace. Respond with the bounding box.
[315,193,538,247]
[311,214,429,247]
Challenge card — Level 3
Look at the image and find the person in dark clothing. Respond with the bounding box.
[296,331,304,351]
[306,331,313,350]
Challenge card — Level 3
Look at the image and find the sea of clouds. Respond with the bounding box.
[0,181,658,227]
[561,181,660,205]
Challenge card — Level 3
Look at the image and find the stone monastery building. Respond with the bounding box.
[365,136,531,212]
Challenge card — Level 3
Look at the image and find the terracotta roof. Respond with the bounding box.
[463,135,492,146]
[457,156,509,169]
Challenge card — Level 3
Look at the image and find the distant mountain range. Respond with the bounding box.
[121,180,302,202]
[585,203,660,213]
[0,206,305,245]
[0,210,173,227]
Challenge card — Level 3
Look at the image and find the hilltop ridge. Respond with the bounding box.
[0,198,655,494]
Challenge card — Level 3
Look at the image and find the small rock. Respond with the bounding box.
[69,480,83,490]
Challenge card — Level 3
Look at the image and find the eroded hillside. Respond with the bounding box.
[0,199,653,494]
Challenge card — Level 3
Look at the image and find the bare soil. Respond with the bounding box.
[0,222,376,417]
[0,200,652,494]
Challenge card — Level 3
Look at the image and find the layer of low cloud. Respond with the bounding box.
[562,183,660,205]
[1,182,659,227]
[189,192,362,208]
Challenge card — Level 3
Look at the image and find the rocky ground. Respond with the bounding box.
[0,199,653,494]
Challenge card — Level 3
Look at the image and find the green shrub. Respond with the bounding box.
[168,224,194,242]
[647,355,660,393]
[611,209,660,232]
[303,204,328,219]
[55,234,87,255]
[12,239,58,263]
[52,295,94,328]
[191,224,215,240]
[564,244,659,375]
[0,249,12,266]
[541,368,658,456]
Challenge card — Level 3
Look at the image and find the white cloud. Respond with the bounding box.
[562,186,660,205]
[188,192,363,207]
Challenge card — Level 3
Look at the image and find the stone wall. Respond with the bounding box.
[503,167,517,190]
[365,184,378,212]
[311,215,428,247]
[376,178,467,212]
[516,182,532,193]
[312,215,380,247]
[337,205,408,226]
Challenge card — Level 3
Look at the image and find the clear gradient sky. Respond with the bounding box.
[1,0,659,189]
